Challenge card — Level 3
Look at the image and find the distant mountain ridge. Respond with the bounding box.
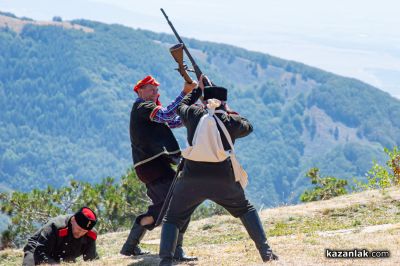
[1,12,399,206]
[0,11,92,33]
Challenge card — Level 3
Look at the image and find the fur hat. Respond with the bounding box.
[203,86,227,101]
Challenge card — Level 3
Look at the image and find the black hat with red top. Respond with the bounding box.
[74,207,97,230]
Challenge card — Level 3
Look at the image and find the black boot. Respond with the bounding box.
[240,210,278,262]
[120,222,150,256]
[159,223,179,266]
[173,233,198,261]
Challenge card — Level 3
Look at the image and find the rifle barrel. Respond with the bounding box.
[160,8,203,80]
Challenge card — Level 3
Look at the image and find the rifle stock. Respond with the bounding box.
[170,44,193,84]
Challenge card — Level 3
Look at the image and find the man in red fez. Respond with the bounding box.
[120,75,198,261]
[22,207,98,265]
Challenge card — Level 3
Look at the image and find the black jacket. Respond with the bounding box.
[130,100,181,168]
[23,215,98,265]
[177,88,253,151]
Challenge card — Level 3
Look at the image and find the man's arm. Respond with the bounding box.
[177,88,203,123]
[82,240,99,261]
[152,92,185,125]
[152,82,198,126]
[165,116,183,129]
[32,224,58,264]
[231,115,253,139]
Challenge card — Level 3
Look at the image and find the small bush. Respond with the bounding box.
[300,168,348,202]
[355,147,400,190]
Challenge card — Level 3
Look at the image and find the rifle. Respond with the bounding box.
[160,8,212,86]
[154,158,185,227]
[155,10,214,227]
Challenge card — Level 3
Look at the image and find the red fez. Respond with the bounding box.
[133,75,160,92]
[74,207,97,230]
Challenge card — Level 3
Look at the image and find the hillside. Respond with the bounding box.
[1,187,399,265]
[1,12,400,206]
[0,11,93,33]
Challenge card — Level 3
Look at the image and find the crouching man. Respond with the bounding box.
[22,207,99,265]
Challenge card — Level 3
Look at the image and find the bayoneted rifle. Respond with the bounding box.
[160,8,212,86]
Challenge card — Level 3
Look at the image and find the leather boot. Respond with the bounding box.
[173,233,198,261]
[240,210,278,262]
[120,222,150,256]
[159,223,179,266]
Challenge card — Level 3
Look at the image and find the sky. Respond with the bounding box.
[1,0,399,98]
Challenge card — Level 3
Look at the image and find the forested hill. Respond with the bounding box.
[1,12,400,206]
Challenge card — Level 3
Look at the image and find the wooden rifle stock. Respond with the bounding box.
[170,44,193,84]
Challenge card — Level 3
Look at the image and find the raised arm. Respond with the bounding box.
[177,75,208,122]
[152,82,198,127]
[177,87,203,123]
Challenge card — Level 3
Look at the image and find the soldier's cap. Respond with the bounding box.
[204,86,227,101]
[133,75,160,93]
[74,207,97,230]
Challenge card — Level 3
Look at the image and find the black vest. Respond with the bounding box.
[130,100,181,167]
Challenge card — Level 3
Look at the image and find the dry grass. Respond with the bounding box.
[1,187,399,265]
[0,14,94,33]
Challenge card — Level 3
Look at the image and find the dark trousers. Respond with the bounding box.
[164,159,255,230]
[135,175,172,230]
[136,170,190,232]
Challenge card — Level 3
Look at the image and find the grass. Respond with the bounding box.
[266,201,400,237]
[1,187,399,265]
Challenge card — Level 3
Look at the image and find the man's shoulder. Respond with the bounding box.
[227,113,242,120]
[132,100,159,118]
[223,112,246,121]
[217,112,248,127]
[187,105,206,116]
[39,215,70,236]
[49,215,70,228]
[134,100,157,110]
[85,229,98,242]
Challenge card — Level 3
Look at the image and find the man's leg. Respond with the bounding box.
[173,218,197,261]
[120,177,165,256]
[159,178,203,266]
[121,171,179,257]
[240,210,278,262]
[159,222,179,266]
[120,217,150,256]
[213,182,278,262]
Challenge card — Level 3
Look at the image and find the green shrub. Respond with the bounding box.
[300,168,348,202]
[355,147,400,190]
[0,168,148,247]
